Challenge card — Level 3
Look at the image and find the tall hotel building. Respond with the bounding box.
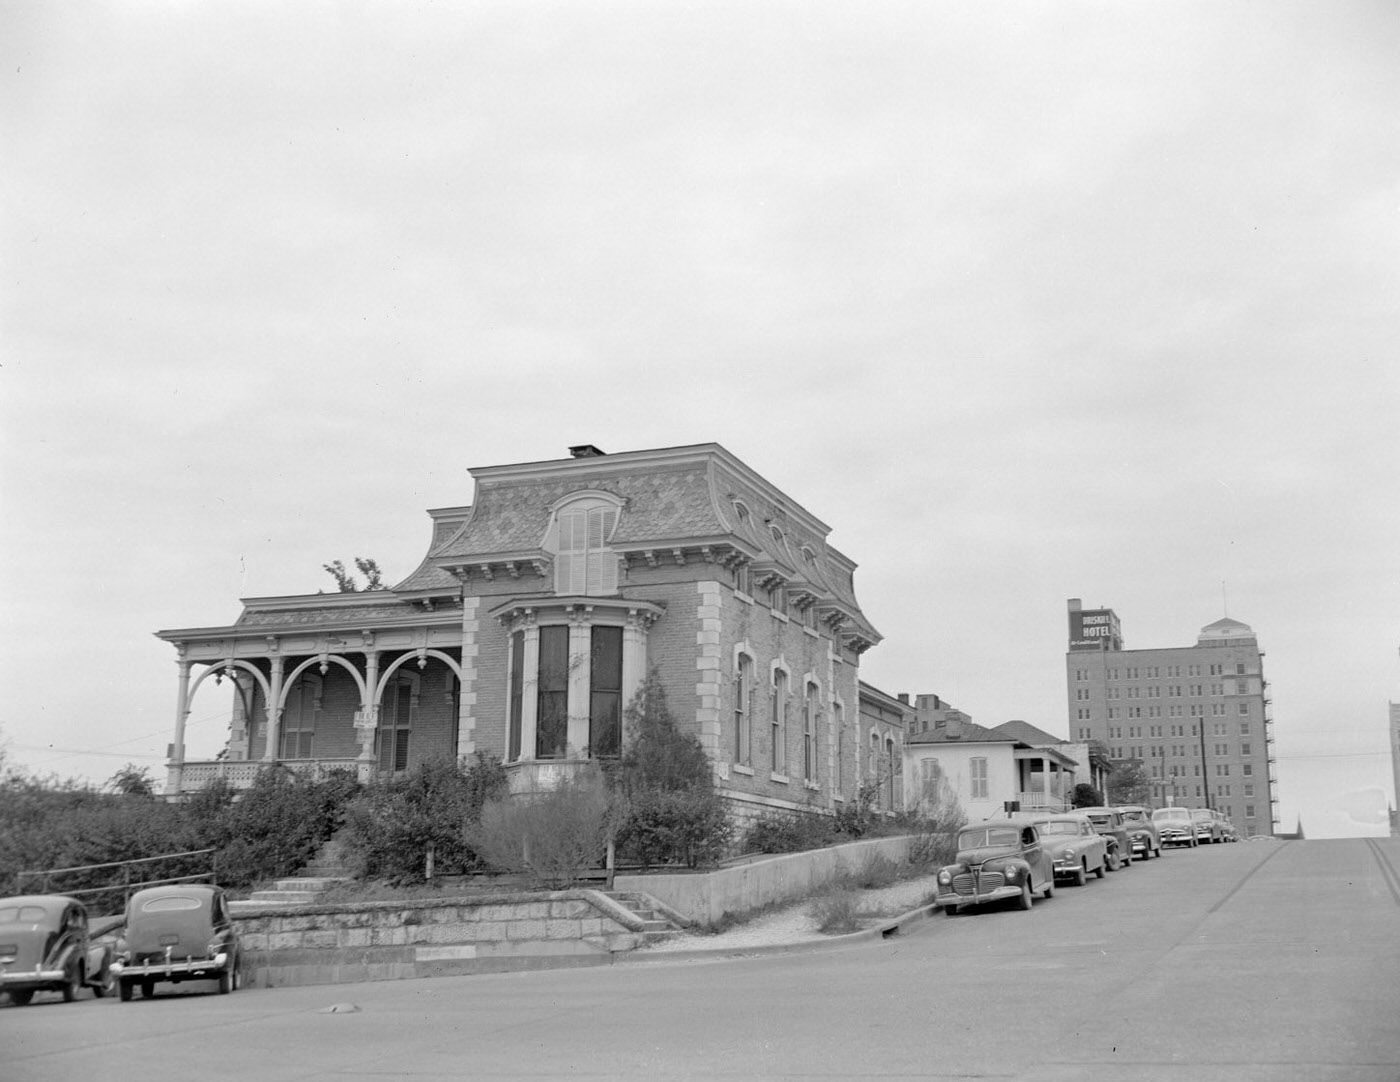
[1064,598,1278,837]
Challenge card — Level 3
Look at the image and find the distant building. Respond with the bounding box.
[1064,599,1278,837]
[901,699,1079,821]
[154,443,885,830]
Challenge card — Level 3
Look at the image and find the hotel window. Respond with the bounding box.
[1076,688,1089,700]
[1245,805,1256,818]
[734,652,753,765]
[1240,742,1251,756]
[549,494,621,596]
[970,757,988,799]
[1239,722,1251,735]
[1236,663,1246,675]
[1242,764,1253,776]
[1236,680,1249,694]
[1238,703,1249,716]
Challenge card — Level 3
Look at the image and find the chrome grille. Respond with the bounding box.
[952,871,1004,896]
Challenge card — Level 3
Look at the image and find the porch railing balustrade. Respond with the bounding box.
[176,757,363,792]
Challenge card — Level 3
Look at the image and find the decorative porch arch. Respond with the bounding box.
[375,648,464,701]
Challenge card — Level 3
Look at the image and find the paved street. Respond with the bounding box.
[4,838,1399,1081]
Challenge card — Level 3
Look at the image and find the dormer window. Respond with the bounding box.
[546,492,622,596]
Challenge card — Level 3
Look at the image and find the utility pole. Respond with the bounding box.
[1198,713,1213,810]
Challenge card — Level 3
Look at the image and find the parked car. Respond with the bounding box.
[1116,805,1164,860]
[934,820,1056,913]
[1077,807,1134,869]
[1023,813,1109,886]
[0,895,115,1006]
[1152,806,1199,848]
[1213,810,1238,842]
[111,885,242,1000]
[1190,808,1224,845]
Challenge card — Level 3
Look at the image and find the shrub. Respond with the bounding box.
[808,888,863,935]
[615,789,732,870]
[831,780,880,839]
[340,754,506,885]
[743,809,835,854]
[849,852,901,890]
[467,771,616,889]
[607,670,731,869]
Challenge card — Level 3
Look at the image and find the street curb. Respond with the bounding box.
[611,901,940,966]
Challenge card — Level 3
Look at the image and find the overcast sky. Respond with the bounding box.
[3,1,1397,838]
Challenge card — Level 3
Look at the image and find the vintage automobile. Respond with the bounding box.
[1077,807,1134,868]
[1116,805,1164,860]
[1190,808,1224,844]
[1023,814,1109,886]
[111,884,242,1000]
[1152,806,1199,847]
[934,820,1056,913]
[1213,810,1238,842]
[0,895,115,1006]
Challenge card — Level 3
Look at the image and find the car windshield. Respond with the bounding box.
[1120,811,1146,823]
[1087,815,1114,827]
[1190,810,1213,820]
[1037,821,1082,836]
[959,828,1020,849]
[0,905,49,923]
[1153,809,1190,821]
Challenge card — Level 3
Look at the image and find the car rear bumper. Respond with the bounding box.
[112,954,229,982]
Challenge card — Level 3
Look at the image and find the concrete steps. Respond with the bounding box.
[232,834,353,912]
[602,891,684,943]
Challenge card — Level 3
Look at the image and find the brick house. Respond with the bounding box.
[155,443,886,827]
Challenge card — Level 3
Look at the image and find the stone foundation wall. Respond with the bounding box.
[235,890,645,987]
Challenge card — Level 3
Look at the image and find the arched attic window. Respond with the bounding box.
[547,492,622,596]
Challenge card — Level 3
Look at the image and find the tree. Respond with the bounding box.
[1106,763,1151,805]
[1070,782,1105,808]
[323,557,385,592]
[108,764,157,799]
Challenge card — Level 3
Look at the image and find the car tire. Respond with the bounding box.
[1154,846,1163,859]
[10,989,34,1007]
[1072,864,1087,887]
[943,903,958,917]
[118,980,134,1003]
[218,960,238,995]
[1106,850,1119,871]
[62,966,81,1003]
[1042,878,1054,900]
[1093,860,1106,879]
[140,980,155,1000]
[1018,882,1033,910]
[92,963,114,998]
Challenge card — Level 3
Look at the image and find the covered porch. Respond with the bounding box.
[1013,746,1078,813]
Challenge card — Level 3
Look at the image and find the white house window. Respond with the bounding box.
[970,756,988,800]
[548,494,621,596]
[833,701,845,792]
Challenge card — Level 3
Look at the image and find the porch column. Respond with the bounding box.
[519,622,540,760]
[263,655,285,763]
[357,650,380,782]
[566,613,591,757]
[166,658,192,795]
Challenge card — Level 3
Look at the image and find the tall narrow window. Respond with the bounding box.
[771,669,788,773]
[589,625,623,757]
[833,702,844,793]
[803,682,818,782]
[537,625,569,759]
[554,502,618,595]
[279,676,320,759]
[734,653,752,765]
[508,630,524,760]
[377,678,414,773]
[970,757,988,799]
[886,737,897,807]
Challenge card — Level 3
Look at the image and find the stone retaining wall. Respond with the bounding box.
[613,834,918,927]
[236,890,645,987]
